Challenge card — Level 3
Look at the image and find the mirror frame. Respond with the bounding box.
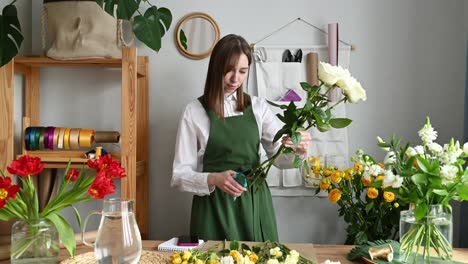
[175,12,221,60]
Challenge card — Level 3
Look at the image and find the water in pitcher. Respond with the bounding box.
[94,211,142,264]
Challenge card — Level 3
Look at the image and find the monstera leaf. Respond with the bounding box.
[0,4,23,67]
[133,6,172,52]
[96,0,172,52]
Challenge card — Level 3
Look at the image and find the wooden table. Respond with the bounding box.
[1,240,468,263]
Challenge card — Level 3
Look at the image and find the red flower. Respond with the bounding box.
[87,155,126,179]
[7,155,45,177]
[87,174,116,199]
[65,169,79,182]
[0,176,20,209]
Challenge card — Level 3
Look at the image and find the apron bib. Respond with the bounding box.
[190,95,278,242]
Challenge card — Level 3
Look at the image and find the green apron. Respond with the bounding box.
[190,96,278,242]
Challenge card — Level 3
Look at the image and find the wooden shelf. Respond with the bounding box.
[0,48,150,238]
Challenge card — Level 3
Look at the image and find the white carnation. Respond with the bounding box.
[428,142,443,155]
[391,175,404,188]
[382,170,396,188]
[368,164,384,176]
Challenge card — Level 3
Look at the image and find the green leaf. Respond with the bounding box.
[241,243,251,251]
[0,4,23,67]
[457,185,468,200]
[71,205,82,229]
[416,156,431,173]
[291,131,301,146]
[411,173,428,185]
[46,212,76,257]
[355,231,368,244]
[433,189,448,196]
[179,29,188,50]
[365,201,374,213]
[229,240,239,250]
[133,6,172,52]
[463,168,468,182]
[293,155,302,168]
[329,118,352,129]
[317,123,331,132]
[415,203,428,221]
[273,127,289,143]
[97,0,140,20]
[268,100,288,109]
[300,82,312,92]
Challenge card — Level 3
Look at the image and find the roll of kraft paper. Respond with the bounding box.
[94,131,120,143]
[306,52,319,86]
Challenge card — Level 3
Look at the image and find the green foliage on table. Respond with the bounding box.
[0,3,23,68]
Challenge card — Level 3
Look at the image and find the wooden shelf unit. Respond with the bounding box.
[0,48,149,238]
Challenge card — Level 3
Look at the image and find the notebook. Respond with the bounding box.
[157,237,205,252]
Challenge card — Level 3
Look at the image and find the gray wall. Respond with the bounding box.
[16,0,467,244]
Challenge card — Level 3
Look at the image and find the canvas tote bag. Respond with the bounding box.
[42,0,132,59]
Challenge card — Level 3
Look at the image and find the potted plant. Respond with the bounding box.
[0,0,172,67]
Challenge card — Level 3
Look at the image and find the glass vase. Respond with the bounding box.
[399,204,453,264]
[10,219,59,264]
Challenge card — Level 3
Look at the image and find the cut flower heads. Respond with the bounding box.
[249,62,367,187]
[0,154,126,258]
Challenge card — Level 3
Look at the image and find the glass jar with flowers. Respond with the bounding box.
[309,149,402,245]
[0,154,126,263]
[377,117,468,263]
[248,62,367,187]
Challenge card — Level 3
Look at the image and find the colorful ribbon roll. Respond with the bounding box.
[24,126,102,150]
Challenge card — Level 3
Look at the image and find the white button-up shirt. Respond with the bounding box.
[171,93,297,195]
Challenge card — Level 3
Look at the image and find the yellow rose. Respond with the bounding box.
[383,191,395,202]
[367,188,378,199]
[249,254,259,263]
[320,178,331,190]
[344,168,354,180]
[182,251,192,261]
[207,259,219,264]
[195,259,205,264]
[328,189,342,203]
[230,250,240,261]
[323,169,332,177]
[362,176,372,187]
[375,175,385,182]
[354,162,363,173]
[172,257,182,264]
[331,170,343,183]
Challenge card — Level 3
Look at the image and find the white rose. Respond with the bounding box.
[428,142,443,155]
[267,259,280,264]
[391,175,404,188]
[220,256,234,264]
[414,145,424,155]
[340,76,367,103]
[382,170,396,188]
[318,62,340,86]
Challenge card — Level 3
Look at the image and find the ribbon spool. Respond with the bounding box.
[94,131,120,143]
[24,126,96,150]
[368,244,393,262]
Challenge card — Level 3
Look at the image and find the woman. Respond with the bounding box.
[171,34,311,242]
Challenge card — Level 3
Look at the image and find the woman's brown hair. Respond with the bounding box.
[203,34,252,119]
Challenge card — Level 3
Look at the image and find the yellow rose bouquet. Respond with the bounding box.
[310,150,402,245]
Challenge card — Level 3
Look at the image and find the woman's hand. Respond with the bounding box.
[208,170,247,197]
[282,131,312,158]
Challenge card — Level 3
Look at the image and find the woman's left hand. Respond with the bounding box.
[282,131,312,158]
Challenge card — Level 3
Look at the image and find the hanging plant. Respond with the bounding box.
[0,3,23,67]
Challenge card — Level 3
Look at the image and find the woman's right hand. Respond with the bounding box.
[208,170,247,197]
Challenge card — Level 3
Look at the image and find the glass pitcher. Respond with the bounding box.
[83,198,142,264]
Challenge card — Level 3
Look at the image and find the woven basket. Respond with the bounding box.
[61,250,170,264]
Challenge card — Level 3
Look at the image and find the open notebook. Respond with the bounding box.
[157,237,205,252]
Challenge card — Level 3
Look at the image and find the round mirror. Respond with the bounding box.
[175,12,221,60]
